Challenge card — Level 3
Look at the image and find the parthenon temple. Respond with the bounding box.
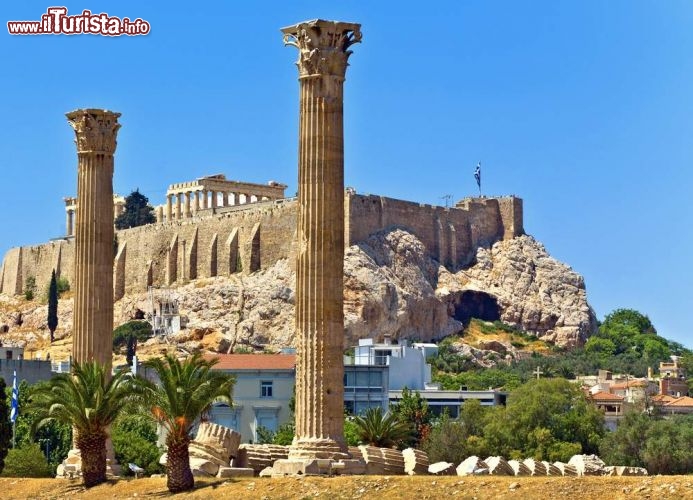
[62,174,288,236]
[155,174,287,223]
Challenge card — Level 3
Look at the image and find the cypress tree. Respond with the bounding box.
[0,377,11,475]
[114,189,156,229]
[47,270,59,343]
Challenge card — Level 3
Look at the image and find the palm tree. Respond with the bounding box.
[29,362,134,487]
[353,406,413,448]
[132,353,235,493]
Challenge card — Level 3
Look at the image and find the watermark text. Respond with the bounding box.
[8,7,150,36]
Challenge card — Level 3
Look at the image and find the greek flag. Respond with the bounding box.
[474,162,481,191]
[10,370,18,424]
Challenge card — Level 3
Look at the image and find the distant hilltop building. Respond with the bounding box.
[0,171,522,300]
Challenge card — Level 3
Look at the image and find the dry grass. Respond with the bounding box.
[1,475,693,500]
[464,320,552,354]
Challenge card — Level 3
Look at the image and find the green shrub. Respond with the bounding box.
[112,320,153,351]
[56,277,70,295]
[111,414,163,476]
[0,444,53,477]
[24,276,36,301]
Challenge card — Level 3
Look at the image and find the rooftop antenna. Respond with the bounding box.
[440,194,452,208]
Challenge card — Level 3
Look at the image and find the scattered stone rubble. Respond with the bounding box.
[146,426,650,481]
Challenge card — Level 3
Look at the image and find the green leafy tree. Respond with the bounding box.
[111,413,164,476]
[353,406,412,448]
[132,353,235,493]
[115,189,156,230]
[423,412,481,464]
[344,417,361,446]
[600,412,693,474]
[0,378,10,475]
[7,380,71,471]
[389,388,431,447]
[28,362,134,488]
[47,270,58,343]
[113,321,153,363]
[0,444,53,478]
[482,378,604,461]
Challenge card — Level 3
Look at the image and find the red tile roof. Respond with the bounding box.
[206,353,296,371]
[664,396,693,408]
[610,380,649,390]
[651,394,677,404]
[590,391,624,402]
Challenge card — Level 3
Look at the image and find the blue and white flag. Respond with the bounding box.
[10,370,18,424]
[474,162,481,192]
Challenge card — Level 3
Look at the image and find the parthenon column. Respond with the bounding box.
[282,19,361,460]
[201,190,208,209]
[210,190,217,209]
[184,191,191,218]
[166,194,172,221]
[67,109,120,371]
[175,193,182,220]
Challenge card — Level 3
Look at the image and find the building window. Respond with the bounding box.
[261,381,273,398]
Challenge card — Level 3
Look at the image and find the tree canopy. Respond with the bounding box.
[114,189,156,230]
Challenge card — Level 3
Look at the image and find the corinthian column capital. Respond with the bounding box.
[282,19,361,79]
[66,109,121,155]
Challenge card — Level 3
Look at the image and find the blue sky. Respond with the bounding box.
[1,1,691,346]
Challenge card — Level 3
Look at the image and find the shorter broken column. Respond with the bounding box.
[402,448,429,475]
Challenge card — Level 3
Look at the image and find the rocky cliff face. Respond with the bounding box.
[0,229,596,356]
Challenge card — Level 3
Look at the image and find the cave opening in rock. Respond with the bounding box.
[452,290,501,325]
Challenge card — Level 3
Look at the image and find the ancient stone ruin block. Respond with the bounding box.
[357,446,405,475]
[508,459,531,476]
[402,448,429,475]
[230,444,289,475]
[190,456,220,477]
[603,466,648,476]
[543,461,561,476]
[484,456,514,476]
[567,454,605,476]
[552,462,578,476]
[456,456,488,476]
[216,466,254,478]
[523,458,547,476]
[428,462,456,475]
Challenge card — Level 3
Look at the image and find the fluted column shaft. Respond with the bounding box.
[67,109,120,371]
[283,19,361,460]
[66,210,74,236]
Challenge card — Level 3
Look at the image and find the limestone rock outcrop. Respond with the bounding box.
[1,230,596,356]
[439,235,597,347]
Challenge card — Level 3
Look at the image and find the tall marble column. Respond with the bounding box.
[66,209,74,236]
[67,109,120,371]
[282,19,361,459]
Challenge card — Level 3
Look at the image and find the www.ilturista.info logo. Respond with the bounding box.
[7,7,150,36]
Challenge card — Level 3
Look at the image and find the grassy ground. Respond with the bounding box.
[2,475,693,499]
